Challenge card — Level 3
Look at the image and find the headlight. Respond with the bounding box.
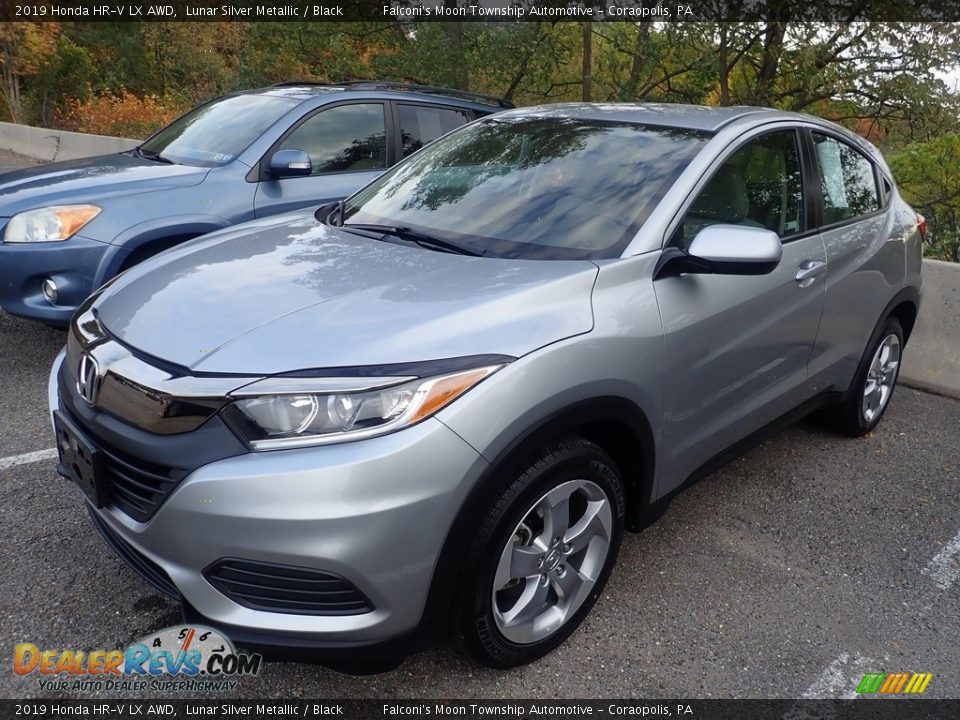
[4,205,101,243]
[223,365,504,450]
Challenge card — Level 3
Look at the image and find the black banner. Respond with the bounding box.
[4,700,960,719]
[3,0,960,23]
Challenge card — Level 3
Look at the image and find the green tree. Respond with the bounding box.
[29,35,96,126]
[890,134,960,262]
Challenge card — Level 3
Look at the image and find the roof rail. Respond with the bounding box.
[270,80,514,109]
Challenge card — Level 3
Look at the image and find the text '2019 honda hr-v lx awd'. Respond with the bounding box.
[50,103,922,670]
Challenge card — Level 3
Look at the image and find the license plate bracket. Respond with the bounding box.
[53,411,108,508]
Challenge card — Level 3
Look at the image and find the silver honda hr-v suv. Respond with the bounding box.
[50,103,923,671]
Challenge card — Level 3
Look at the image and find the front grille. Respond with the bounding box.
[98,444,184,523]
[65,322,228,436]
[205,559,373,616]
[87,507,179,599]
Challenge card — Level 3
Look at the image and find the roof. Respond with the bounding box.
[493,102,789,132]
[249,81,513,110]
[244,85,345,101]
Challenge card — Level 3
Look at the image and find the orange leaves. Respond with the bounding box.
[58,91,185,139]
[0,22,60,77]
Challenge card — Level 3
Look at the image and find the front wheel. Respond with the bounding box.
[818,316,904,437]
[450,436,625,668]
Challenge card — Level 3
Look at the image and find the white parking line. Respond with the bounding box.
[923,529,960,590]
[0,448,58,471]
[801,652,876,699]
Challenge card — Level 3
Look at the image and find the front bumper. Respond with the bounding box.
[0,234,116,324]
[48,351,488,660]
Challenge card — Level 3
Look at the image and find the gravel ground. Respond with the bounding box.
[0,149,41,172]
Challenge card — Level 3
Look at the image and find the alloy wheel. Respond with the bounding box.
[491,479,613,644]
[862,333,900,423]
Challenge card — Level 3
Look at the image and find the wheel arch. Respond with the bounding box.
[885,288,920,344]
[95,216,232,285]
[420,396,656,638]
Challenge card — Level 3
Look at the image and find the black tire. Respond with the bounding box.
[450,435,625,668]
[817,316,904,437]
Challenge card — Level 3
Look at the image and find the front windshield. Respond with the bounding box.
[139,94,299,167]
[343,115,710,260]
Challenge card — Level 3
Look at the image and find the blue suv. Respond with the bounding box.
[0,81,508,325]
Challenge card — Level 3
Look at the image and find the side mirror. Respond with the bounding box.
[656,224,782,278]
[268,149,312,178]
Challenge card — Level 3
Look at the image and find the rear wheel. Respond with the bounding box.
[450,436,624,668]
[818,316,903,437]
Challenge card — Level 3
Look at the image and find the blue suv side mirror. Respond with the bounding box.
[268,149,312,178]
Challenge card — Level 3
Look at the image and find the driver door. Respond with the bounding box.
[653,128,827,490]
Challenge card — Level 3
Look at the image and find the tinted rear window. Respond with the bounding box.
[398,104,475,158]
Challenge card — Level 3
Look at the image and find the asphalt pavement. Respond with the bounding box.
[0,150,958,701]
[1,308,958,701]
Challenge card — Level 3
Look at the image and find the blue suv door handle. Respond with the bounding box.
[795,260,826,287]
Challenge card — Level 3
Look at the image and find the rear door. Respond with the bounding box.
[393,102,477,159]
[654,127,828,490]
[802,130,901,393]
[253,102,390,217]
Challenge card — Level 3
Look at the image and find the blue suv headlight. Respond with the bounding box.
[4,205,101,243]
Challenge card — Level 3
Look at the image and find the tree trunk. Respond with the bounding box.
[1,67,22,124]
[582,22,592,102]
[718,24,730,106]
[754,22,786,106]
[441,2,467,90]
[625,24,650,100]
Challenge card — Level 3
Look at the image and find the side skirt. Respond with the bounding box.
[640,390,844,528]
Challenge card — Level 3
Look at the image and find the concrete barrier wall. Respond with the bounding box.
[0,122,139,161]
[900,259,960,400]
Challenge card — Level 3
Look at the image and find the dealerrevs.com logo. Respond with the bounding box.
[13,625,262,692]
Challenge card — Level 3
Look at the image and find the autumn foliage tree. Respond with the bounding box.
[0,22,60,123]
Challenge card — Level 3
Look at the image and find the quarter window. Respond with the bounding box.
[278,104,387,175]
[682,130,804,247]
[812,133,879,224]
[398,104,474,158]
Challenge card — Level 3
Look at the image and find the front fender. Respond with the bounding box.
[94,215,233,286]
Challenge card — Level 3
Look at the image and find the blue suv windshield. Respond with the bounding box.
[343,116,711,260]
[139,94,299,167]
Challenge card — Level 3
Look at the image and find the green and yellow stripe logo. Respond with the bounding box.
[857,672,933,694]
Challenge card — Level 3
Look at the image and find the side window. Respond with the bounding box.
[682,130,803,248]
[278,104,386,175]
[812,133,879,225]
[398,104,473,158]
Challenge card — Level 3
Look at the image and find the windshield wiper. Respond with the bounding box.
[135,147,176,164]
[340,223,486,257]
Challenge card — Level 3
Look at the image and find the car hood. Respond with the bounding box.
[94,213,599,375]
[0,153,209,214]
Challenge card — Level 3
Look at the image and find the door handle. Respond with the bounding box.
[795,260,826,287]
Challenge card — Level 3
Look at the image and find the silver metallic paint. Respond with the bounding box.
[52,105,924,648]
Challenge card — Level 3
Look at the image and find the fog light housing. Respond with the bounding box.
[41,278,58,304]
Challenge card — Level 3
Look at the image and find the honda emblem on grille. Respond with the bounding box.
[76,352,101,406]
